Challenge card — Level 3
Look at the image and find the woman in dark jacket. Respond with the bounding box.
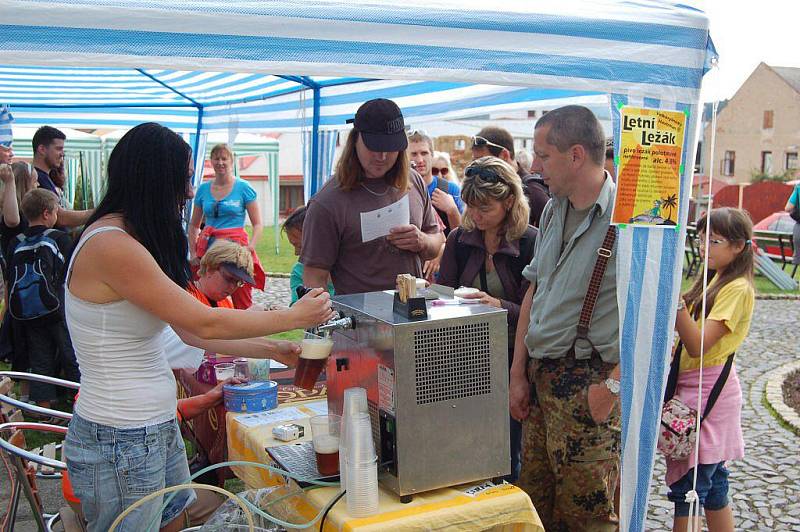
[438,155,537,482]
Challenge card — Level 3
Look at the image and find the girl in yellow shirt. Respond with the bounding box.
[669,207,755,532]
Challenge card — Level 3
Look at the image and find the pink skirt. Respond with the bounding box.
[665,364,744,486]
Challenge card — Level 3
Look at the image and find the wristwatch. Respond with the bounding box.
[604,378,620,395]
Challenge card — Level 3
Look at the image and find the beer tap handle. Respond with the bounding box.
[296,284,313,301]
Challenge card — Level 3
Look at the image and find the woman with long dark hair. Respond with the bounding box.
[63,123,334,531]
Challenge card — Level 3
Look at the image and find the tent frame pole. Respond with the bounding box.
[310,85,322,198]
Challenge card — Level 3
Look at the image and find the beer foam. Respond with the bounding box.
[300,338,333,360]
[314,434,340,454]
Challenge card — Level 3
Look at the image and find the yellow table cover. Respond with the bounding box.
[226,400,542,532]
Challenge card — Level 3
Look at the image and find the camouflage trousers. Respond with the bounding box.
[518,357,621,532]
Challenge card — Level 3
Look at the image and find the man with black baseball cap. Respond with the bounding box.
[301,98,443,295]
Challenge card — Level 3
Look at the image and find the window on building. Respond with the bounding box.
[721,150,735,176]
[787,152,799,170]
[761,151,773,174]
[527,110,537,118]
[695,141,702,167]
[763,110,774,129]
[454,139,466,150]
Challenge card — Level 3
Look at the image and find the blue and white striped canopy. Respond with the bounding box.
[1,0,714,132]
[0,2,717,531]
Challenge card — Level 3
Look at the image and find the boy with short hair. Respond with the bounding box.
[5,188,78,408]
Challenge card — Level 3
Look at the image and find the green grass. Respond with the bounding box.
[252,226,297,274]
[268,329,304,342]
[680,275,799,295]
[761,388,800,436]
[681,257,800,295]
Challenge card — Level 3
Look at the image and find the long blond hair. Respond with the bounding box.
[683,207,754,316]
[460,156,530,241]
[13,162,36,206]
[334,130,409,192]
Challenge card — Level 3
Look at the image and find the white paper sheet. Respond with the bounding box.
[301,401,329,416]
[269,359,287,369]
[360,195,409,243]
[234,407,305,428]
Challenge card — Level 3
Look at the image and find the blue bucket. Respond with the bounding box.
[223,381,278,413]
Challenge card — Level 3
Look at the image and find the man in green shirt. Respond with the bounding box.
[510,105,621,531]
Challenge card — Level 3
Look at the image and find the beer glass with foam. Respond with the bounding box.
[294,332,333,390]
[310,414,341,476]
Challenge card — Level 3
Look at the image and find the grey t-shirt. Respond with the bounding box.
[300,172,440,295]
[561,203,592,253]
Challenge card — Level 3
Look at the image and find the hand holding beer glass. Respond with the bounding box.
[294,332,333,390]
[311,414,341,476]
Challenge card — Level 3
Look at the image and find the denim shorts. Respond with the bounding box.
[64,413,196,531]
[668,462,730,517]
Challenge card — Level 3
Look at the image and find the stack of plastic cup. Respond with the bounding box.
[345,411,379,517]
[340,388,369,492]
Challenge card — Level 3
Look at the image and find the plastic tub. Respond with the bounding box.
[223,381,278,413]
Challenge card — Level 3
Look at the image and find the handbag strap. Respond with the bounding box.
[701,353,735,421]
[663,341,683,401]
[479,262,488,292]
[576,225,617,339]
[663,341,735,422]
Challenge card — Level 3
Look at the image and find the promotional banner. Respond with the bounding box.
[611,106,687,227]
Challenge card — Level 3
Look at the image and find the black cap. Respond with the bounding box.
[220,262,256,287]
[347,98,408,152]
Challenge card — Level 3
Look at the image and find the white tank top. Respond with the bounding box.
[66,226,177,428]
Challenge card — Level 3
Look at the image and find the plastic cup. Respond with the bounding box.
[247,358,270,381]
[345,412,375,464]
[310,414,341,476]
[343,388,368,417]
[340,387,369,492]
[346,456,379,517]
[233,358,250,380]
[214,362,235,382]
[294,332,333,390]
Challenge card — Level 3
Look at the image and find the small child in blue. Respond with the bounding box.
[4,188,78,408]
[282,206,334,305]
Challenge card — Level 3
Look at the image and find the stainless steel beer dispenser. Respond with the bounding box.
[324,290,510,500]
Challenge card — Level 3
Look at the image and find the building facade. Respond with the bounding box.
[703,62,800,184]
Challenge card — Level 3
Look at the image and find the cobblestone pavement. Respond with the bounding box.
[646,299,800,531]
[252,276,291,308]
[2,285,797,530]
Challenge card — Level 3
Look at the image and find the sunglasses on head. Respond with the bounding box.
[431,167,450,177]
[464,164,506,184]
[471,135,507,154]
